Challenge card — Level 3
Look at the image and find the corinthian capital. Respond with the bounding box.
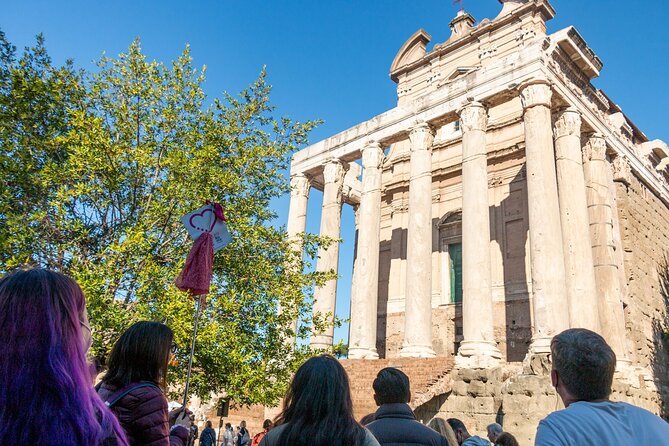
[553,108,582,139]
[408,122,435,152]
[520,80,553,110]
[582,133,607,162]
[290,173,310,198]
[323,159,347,184]
[458,101,488,133]
[361,142,384,169]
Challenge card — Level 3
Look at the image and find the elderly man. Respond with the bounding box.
[486,423,502,445]
[535,328,669,445]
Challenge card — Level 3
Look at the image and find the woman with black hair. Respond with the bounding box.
[259,354,380,446]
[97,321,192,446]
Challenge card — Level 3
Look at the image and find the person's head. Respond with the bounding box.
[495,432,519,446]
[486,423,503,442]
[274,355,367,446]
[206,420,212,428]
[550,328,616,405]
[0,268,127,445]
[240,420,246,428]
[373,367,411,405]
[428,418,459,446]
[446,418,471,445]
[263,419,273,431]
[225,423,231,430]
[102,321,174,389]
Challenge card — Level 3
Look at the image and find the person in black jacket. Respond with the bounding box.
[366,367,450,446]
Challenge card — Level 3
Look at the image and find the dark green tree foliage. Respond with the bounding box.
[0,33,332,405]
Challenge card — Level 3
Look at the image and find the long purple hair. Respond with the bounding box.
[0,269,128,445]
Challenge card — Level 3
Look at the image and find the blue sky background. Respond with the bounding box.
[3,0,668,344]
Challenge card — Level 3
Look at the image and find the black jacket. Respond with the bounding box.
[366,403,450,446]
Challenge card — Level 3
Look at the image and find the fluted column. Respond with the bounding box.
[349,142,384,359]
[311,159,347,350]
[582,134,630,367]
[400,122,436,358]
[553,108,601,332]
[519,80,570,354]
[456,102,502,367]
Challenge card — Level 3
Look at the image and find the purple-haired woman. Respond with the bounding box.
[0,268,128,445]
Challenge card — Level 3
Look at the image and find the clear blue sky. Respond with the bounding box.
[3,0,668,344]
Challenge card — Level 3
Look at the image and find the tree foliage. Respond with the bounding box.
[0,32,332,405]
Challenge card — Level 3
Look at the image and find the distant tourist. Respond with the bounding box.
[223,423,234,446]
[486,423,502,444]
[535,328,669,445]
[237,420,251,446]
[495,432,519,446]
[259,354,380,446]
[366,367,450,446]
[446,419,489,446]
[189,415,198,446]
[251,419,273,446]
[97,321,191,445]
[0,269,128,445]
[428,417,459,446]
[199,420,217,446]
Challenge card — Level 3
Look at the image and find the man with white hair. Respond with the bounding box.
[535,328,669,445]
[486,423,502,444]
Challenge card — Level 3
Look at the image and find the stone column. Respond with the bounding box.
[285,173,311,342]
[400,122,437,358]
[553,108,601,332]
[519,80,570,354]
[456,102,502,367]
[582,134,630,367]
[310,159,347,350]
[349,142,384,359]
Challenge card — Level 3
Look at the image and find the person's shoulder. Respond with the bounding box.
[363,428,381,446]
[259,424,286,446]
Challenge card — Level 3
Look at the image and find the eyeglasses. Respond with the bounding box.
[171,343,178,354]
[80,320,92,335]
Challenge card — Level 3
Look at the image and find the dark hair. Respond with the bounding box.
[446,418,469,435]
[496,432,519,446]
[551,328,616,401]
[359,413,376,425]
[225,423,231,429]
[274,355,367,446]
[373,367,410,404]
[206,420,212,428]
[263,419,273,430]
[102,321,173,389]
[0,269,127,445]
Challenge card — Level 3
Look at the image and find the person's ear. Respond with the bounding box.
[550,369,559,389]
[407,390,412,403]
[373,393,380,406]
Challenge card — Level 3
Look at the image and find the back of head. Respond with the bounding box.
[0,269,126,445]
[551,328,616,401]
[428,418,459,446]
[373,367,410,405]
[446,418,468,435]
[263,419,273,430]
[103,321,173,389]
[496,432,519,446]
[206,420,212,428]
[487,422,503,440]
[275,355,366,446]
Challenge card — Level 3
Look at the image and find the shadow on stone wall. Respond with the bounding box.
[652,252,669,418]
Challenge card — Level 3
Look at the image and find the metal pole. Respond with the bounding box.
[182,295,203,408]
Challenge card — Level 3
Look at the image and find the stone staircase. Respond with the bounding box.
[341,357,455,420]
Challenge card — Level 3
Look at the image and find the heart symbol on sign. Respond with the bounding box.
[188,207,216,233]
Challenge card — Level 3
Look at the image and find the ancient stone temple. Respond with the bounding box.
[284,0,669,442]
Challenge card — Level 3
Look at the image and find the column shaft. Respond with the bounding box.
[520,81,570,354]
[456,102,502,367]
[311,160,346,350]
[349,143,384,359]
[400,123,436,358]
[553,109,601,331]
[582,134,630,365]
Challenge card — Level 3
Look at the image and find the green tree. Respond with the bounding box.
[0,33,333,405]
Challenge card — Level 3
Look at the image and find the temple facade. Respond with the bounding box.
[284,0,669,442]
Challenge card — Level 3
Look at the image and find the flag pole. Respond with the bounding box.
[182,295,203,408]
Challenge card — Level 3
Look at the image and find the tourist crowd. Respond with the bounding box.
[1,268,668,445]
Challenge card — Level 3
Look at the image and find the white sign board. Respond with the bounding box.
[180,204,231,252]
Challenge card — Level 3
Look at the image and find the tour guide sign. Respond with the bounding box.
[176,202,231,408]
